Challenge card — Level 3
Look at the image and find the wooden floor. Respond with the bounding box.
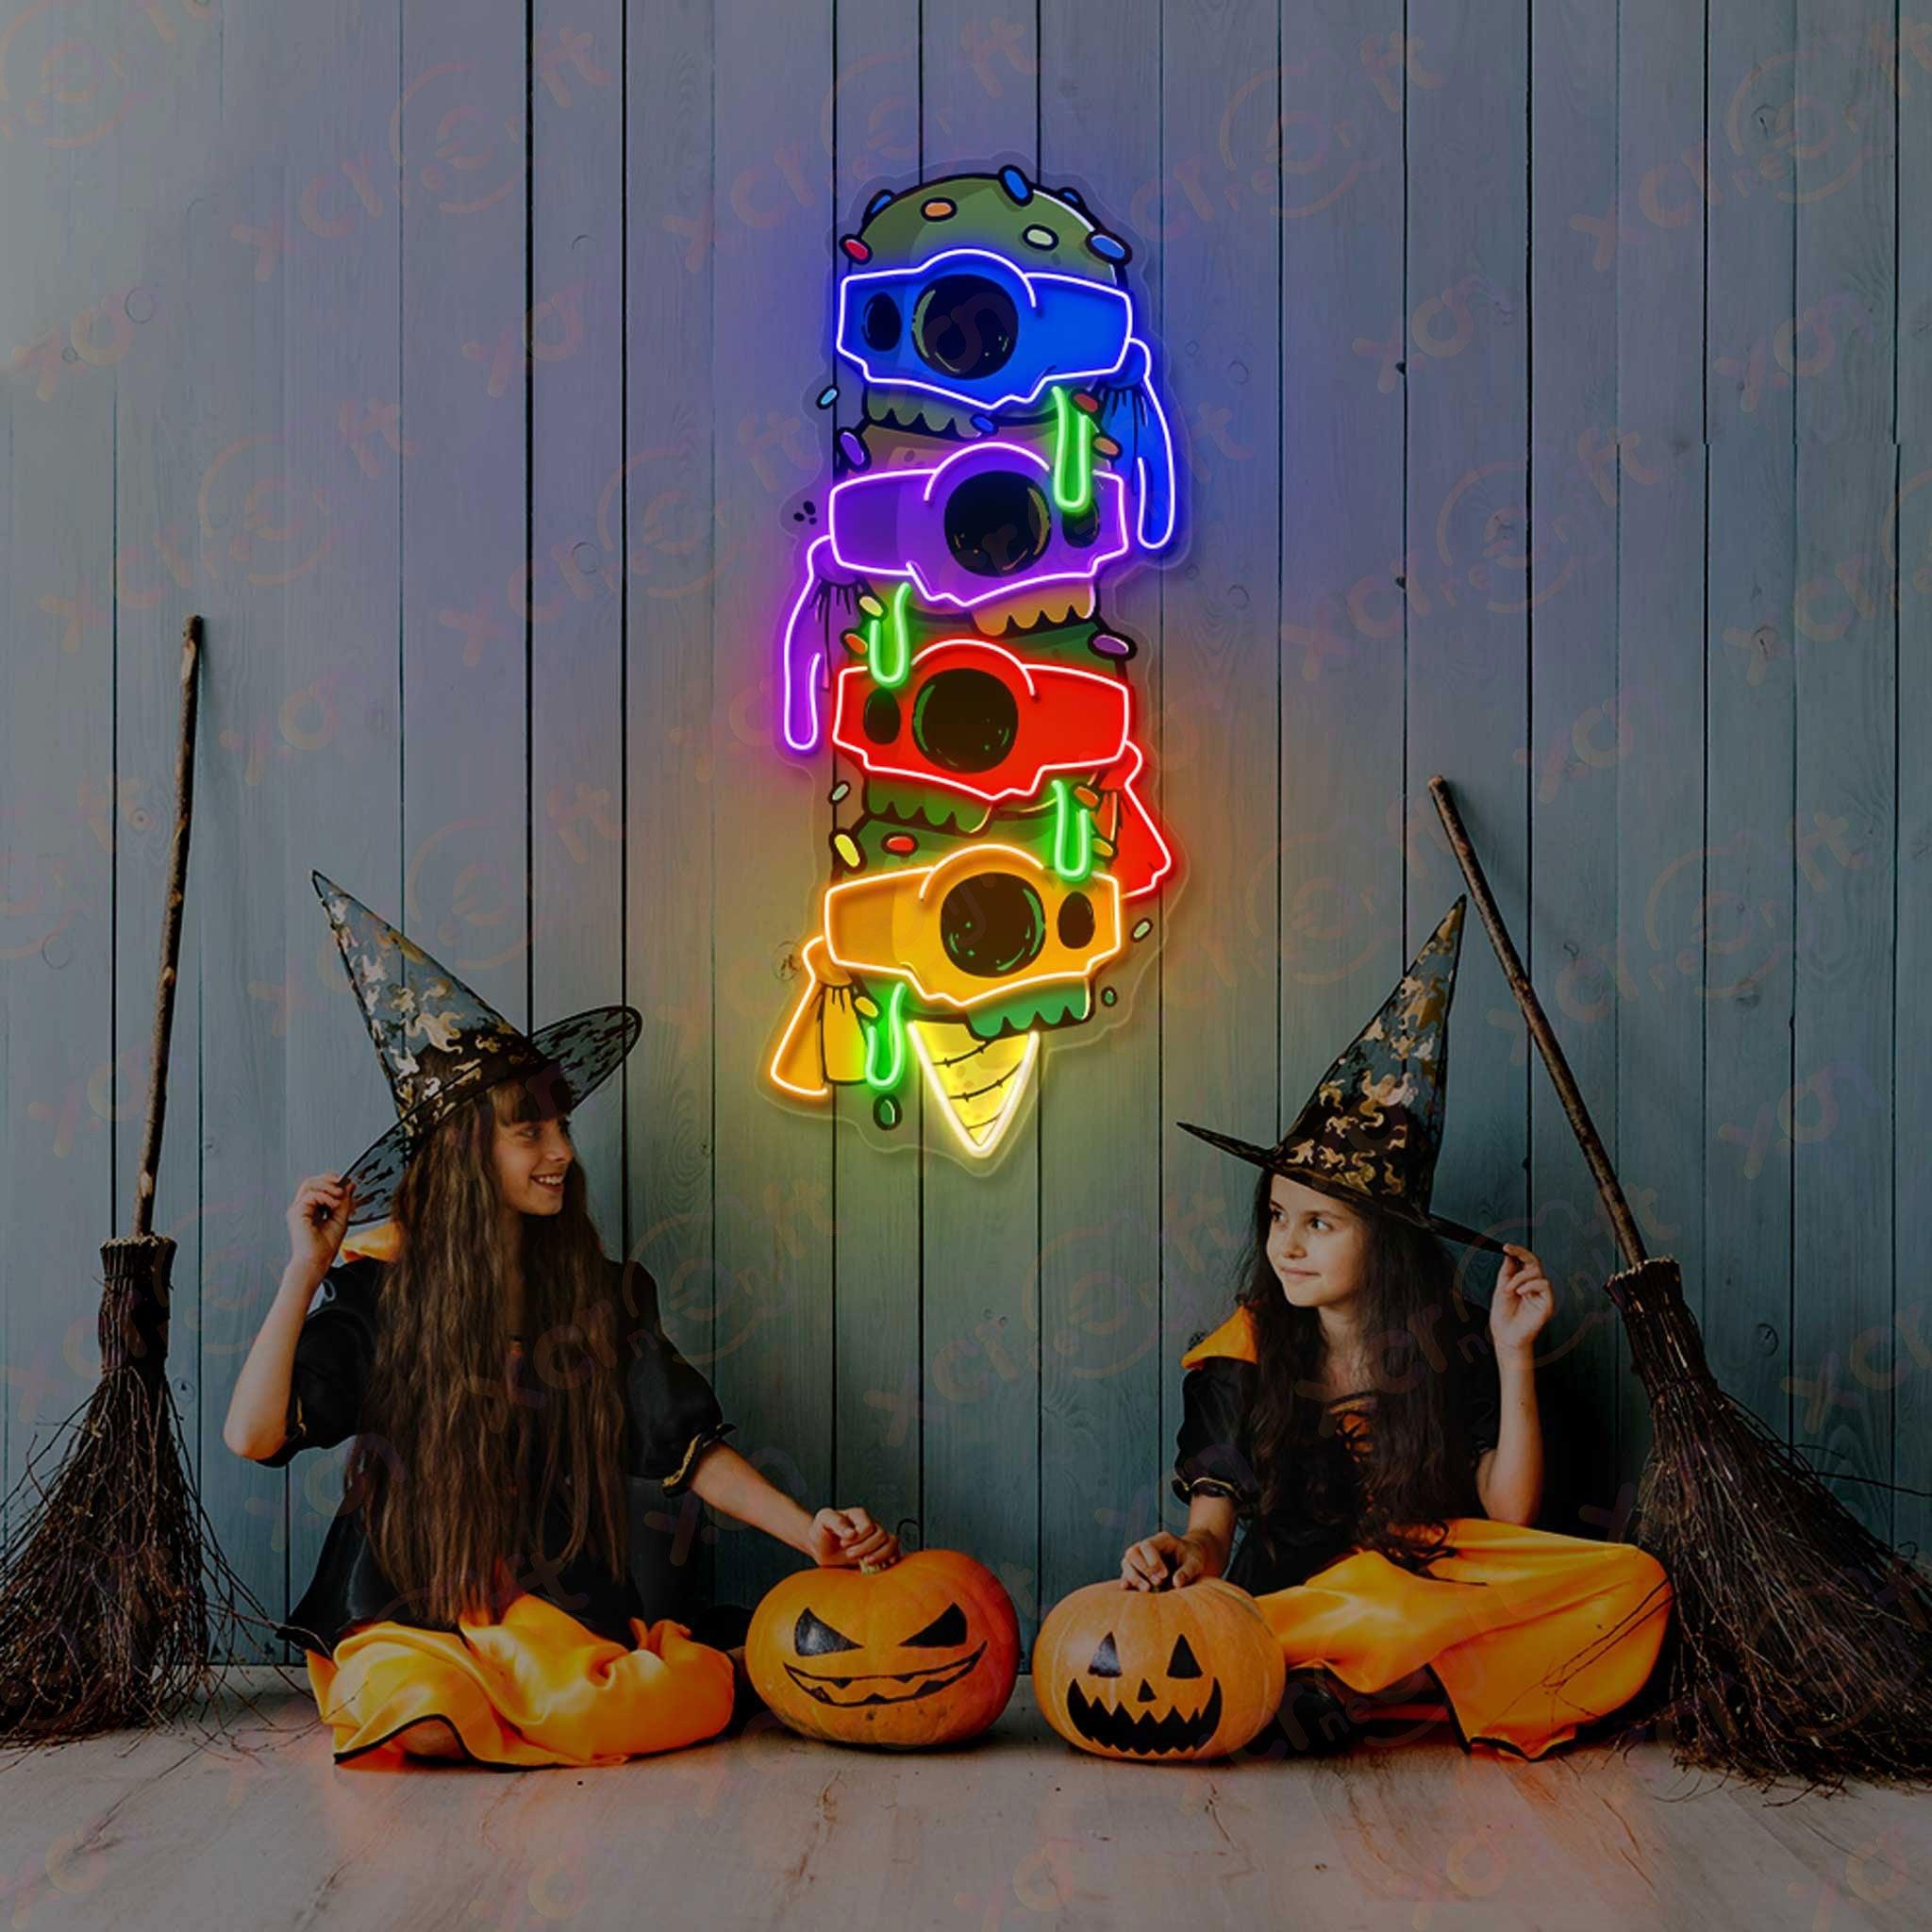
[1,1674,1926,1930]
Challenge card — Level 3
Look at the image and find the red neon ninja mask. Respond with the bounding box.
[831,640,1131,807]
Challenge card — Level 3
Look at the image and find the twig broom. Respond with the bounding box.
[1430,774,1932,1792]
[0,617,278,1746]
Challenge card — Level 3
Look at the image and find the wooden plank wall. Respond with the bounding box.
[2,2,1921,1661]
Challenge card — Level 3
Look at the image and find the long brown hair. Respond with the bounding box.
[1237,1165,1492,1576]
[344,1074,630,1626]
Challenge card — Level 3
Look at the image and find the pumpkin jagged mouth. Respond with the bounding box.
[783,1643,987,1707]
[1065,1678,1224,1755]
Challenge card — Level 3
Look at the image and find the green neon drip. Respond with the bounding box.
[870,582,912,688]
[1050,385,1095,516]
[861,981,909,1092]
[1049,779,1095,884]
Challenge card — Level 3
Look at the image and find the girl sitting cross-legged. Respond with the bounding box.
[225,874,897,1770]
[1121,902,1672,1762]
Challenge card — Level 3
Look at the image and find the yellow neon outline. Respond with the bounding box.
[908,1022,1041,1161]
[818,843,1124,1012]
[765,934,837,1101]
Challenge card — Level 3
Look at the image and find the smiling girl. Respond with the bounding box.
[224,874,898,1770]
[1121,903,1672,1761]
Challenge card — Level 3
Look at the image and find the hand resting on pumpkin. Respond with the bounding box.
[685,1442,901,1570]
[1119,1494,1237,1591]
[808,1505,900,1570]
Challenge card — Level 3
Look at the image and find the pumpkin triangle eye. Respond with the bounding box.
[793,1607,861,1656]
[904,1602,968,1647]
[1168,1634,1203,1679]
[1088,1632,1122,1677]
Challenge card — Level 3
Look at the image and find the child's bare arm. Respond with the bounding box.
[1474,1351,1543,1524]
[1477,1244,1550,1524]
[686,1441,901,1568]
[221,1174,352,1460]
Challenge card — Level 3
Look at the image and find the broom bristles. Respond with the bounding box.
[0,1246,293,1749]
[1610,1258,1932,1794]
[1,1366,207,1741]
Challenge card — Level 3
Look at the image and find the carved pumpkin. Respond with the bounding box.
[1032,1579,1286,1761]
[747,1550,1020,1748]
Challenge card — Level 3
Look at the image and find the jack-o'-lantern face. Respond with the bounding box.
[786,1597,983,1707]
[747,1550,1021,1749]
[1065,1624,1224,1755]
[1032,1579,1286,1762]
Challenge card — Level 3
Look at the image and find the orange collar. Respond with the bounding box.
[1179,1305,1257,1368]
[336,1219,402,1264]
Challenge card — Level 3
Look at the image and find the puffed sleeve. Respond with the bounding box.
[1171,1355,1261,1511]
[617,1259,735,1494]
[255,1260,383,1469]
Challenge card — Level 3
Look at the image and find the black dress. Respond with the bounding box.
[260,1252,738,1657]
[1171,1302,1503,1595]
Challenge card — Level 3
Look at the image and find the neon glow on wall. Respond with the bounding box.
[766,170,1182,1164]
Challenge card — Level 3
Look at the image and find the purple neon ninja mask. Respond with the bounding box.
[780,440,1129,755]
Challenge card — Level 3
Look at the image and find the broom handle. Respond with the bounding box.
[1426,775,1648,1270]
[131,617,202,1239]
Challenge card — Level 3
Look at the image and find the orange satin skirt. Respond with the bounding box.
[303,1591,737,1770]
[1256,1518,1672,1760]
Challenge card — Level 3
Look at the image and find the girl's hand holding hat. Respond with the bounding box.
[1491,1243,1555,1358]
[287,1174,355,1278]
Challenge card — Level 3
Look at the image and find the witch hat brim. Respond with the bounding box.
[337,1005,642,1224]
[311,870,641,1224]
[1173,1120,1509,1255]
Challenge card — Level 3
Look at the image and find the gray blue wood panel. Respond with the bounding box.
[0,0,1921,1657]
[708,0,838,1612]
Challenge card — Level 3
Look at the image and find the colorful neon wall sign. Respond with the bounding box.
[766,171,1182,1163]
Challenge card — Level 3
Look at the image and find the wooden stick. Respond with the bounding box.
[1426,774,1647,1270]
[131,616,202,1239]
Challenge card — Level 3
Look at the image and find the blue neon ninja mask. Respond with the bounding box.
[837,248,1175,550]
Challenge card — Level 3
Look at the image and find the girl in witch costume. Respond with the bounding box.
[1120,900,1674,1762]
[223,873,899,1770]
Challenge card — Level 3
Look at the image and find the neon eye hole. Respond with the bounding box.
[861,292,902,351]
[793,1607,861,1656]
[939,874,1047,978]
[910,668,1020,774]
[910,273,1019,379]
[903,1602,969,1647]
[942,472,1053,578]
[1056,892,1095,950]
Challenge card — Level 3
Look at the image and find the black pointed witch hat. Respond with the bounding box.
[1176,898,1506,1254]
[311,871,641,1224]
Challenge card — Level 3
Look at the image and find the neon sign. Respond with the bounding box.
[766,171,1182,1162]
